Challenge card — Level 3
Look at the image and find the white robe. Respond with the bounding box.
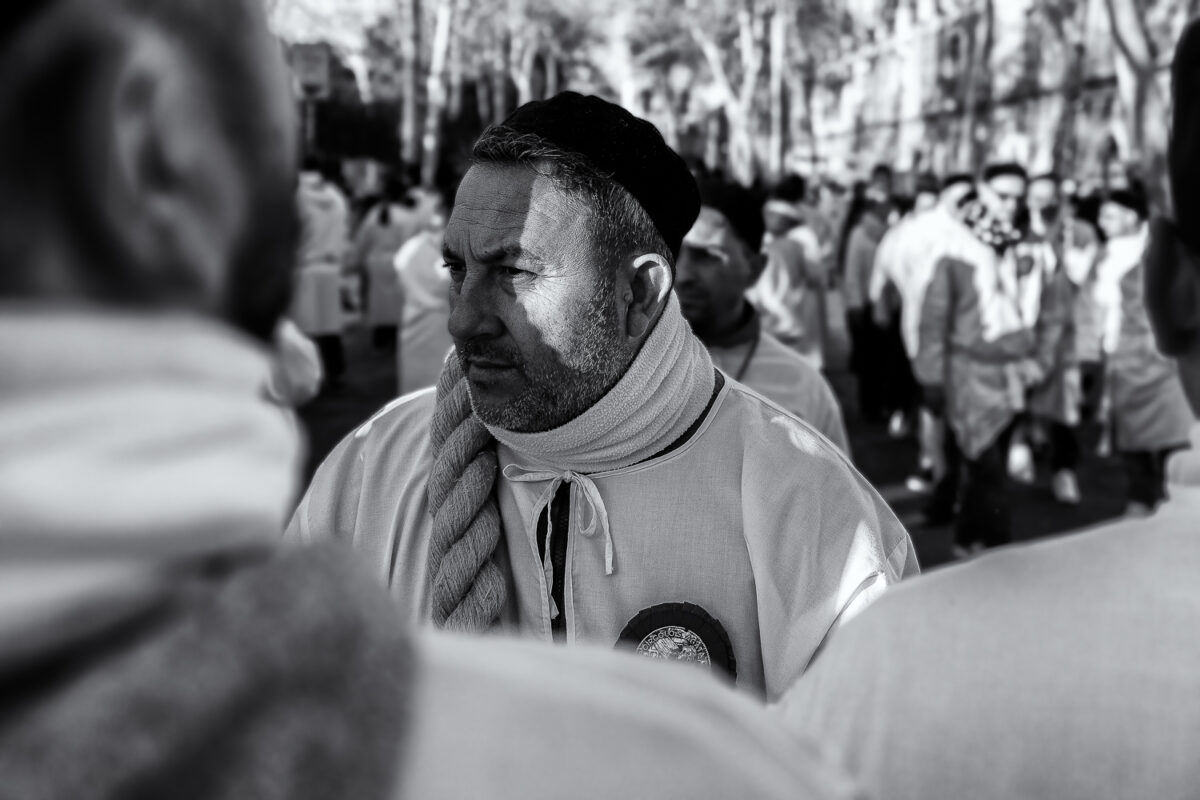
[709,331,850,456]
[288,378,917,701]
[405,631,862,799]
[779,424,1200,800]
[394,232,452,395]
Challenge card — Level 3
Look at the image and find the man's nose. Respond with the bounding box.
[448,274,503,342]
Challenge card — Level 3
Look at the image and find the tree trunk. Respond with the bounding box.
[398,0,423,167]
[447,0,465,120]
[767,2,787,182]
[957,0,995,172]
[1104,0,1171,214]
[492,27,509,123]
[420,0,456,186]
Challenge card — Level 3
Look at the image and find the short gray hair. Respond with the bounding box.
[471,125,674,274]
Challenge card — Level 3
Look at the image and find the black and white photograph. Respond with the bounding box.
[2,0,1200,797]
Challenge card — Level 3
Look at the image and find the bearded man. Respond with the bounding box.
[290,92,917,700]
[676,178,849,454]
[0,3,865,797]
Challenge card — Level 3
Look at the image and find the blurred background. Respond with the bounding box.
[268,0,1192,208]
[268,0,1198,568]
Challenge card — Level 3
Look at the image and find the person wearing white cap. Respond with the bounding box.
[290,93,916,702]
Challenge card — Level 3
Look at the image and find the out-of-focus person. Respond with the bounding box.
[0,3,870,798]
[394,187,452,395]
[293,153,350,382]
[1063,195,1108,427]
[842,195,890,423]
[677,178,850,454]
[1096,185,1194,514]
[779,24,1200,799]
[268,318,324,406]
[754,175,828,367]
[290,92,916,701]
[1027,175,1085,504]
[870,174,975,500]
[349,169,418,351]
[915,163,1063,554]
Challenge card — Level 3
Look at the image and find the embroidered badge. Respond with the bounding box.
[617,602,737,680]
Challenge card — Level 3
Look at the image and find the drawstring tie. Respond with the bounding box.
[502,465,614,620]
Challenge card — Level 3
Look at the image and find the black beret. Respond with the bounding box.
[499,92,700,261]
[941,172,974,192]
[1104,187,1149,219]
[915,172,941,196]
[0,0,51,50]
[695,178,766,253]
[983,162,1029,183]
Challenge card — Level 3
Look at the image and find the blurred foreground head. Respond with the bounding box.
[1148,18,1200,415]
[0,0,299,340]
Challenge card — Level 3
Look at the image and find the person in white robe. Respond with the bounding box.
[394,191,453,394]
[1096,189,1193,514]
[289,93,917,702]
[778,28,1200,797]
[675,178,849,454]
[349,171,419,350]
[869,174,976,498]
[291,158,350,380]
[0,5,864,796]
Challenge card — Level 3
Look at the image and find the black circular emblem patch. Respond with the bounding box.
[617,602,737,680]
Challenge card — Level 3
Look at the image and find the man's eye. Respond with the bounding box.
[442,262,464,277]
[500,266,528,279]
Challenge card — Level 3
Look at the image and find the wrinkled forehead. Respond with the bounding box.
[446,163,591,260]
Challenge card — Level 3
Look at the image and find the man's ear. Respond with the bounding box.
[624,253,673,339]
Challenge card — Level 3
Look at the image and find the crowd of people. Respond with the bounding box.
[293,132,1189,563]
[4,0,1200,798]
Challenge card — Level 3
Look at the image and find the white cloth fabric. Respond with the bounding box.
[291,173,349,335]
[869,206,974,357]
[395,231,452,394]
[349,204,418,328]
[483,296,713,596]
[403,632,862,799]
[779,422,1200,800]
[751,230,824,368]
[289,309,917,699]
[1100,228,1194,452]
[709,331,850,455]
[485,295,715,474]
[1097,229,1147,356]
[0,310,301,668]
[267,319,323,406]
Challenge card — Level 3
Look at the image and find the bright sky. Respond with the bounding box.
[269,0,393,52]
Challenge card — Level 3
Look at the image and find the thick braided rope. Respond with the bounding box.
[426,356,506,632]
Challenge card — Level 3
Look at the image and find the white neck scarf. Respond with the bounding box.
[0,309,301,665]
[482,293,714,583]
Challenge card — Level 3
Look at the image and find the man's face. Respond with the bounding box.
[675,207,751,332]
[1026,179,1057,212]
[1098,202,1139,239]
[443,163,633,432]
[985,174,1027,226]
